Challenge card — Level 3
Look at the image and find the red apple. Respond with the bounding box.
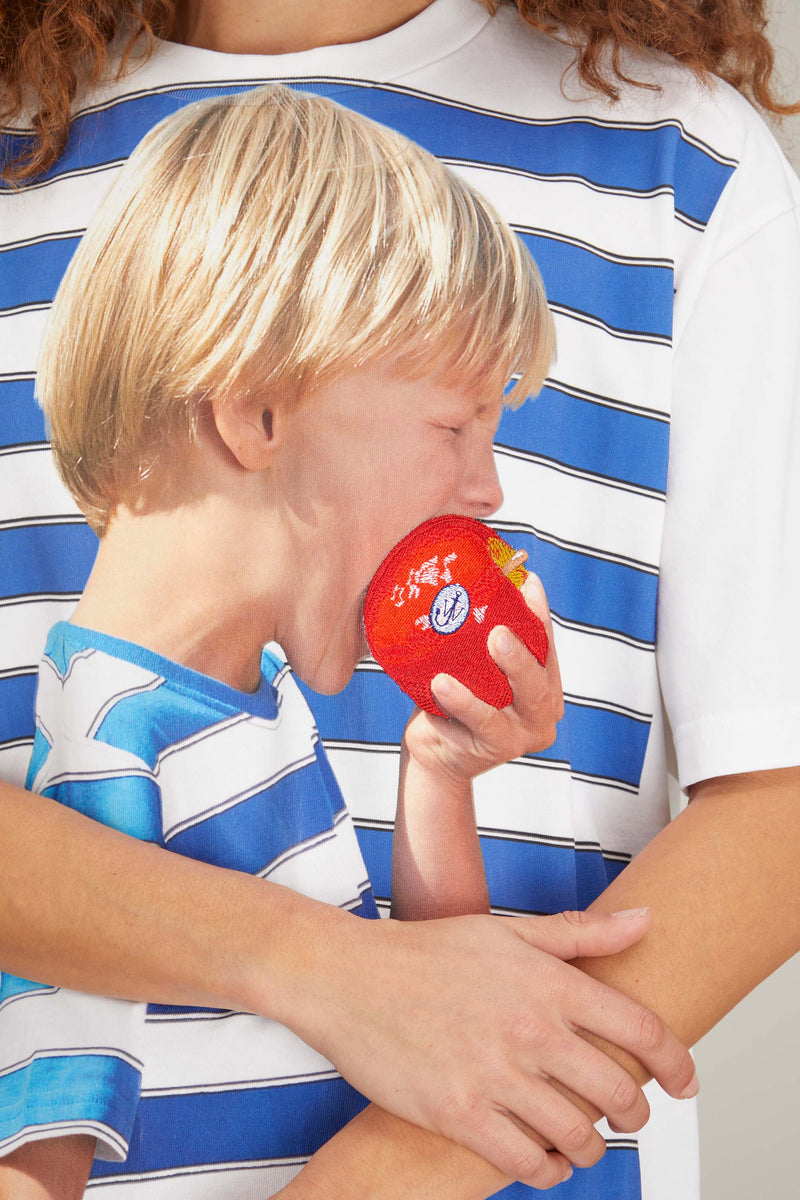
[364,514,548,717]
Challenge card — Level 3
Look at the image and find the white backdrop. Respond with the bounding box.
[692,10,800,1197]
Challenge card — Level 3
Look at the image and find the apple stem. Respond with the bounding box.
[502,549,528,576]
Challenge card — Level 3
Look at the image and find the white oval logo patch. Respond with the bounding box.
[429,583,470,634]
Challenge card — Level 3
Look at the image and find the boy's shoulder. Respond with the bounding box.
[30,623,296,785]
[28,624,332,859]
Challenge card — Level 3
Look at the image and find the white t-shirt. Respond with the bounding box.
[0,1,798,1195]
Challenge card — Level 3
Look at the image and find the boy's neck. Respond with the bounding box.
[171,0,436,56]
[73,503,277,694]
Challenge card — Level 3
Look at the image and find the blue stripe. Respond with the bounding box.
[0,236,79,313]
[0,1053,140,1151]
[0,975,53,1005]
[511,531,657,643]
[496,1144,641,1200]
[518,232,672,339]
[0,379,47,447]
[26,728,50,783]
[0,82,732,225]
[498,386,669,491]
[357,825,627,912]
[1,227,672,342]
[167,757,348,870]
[41,775,162,843]
[90,1076,369,1176]
[95,686,256,768]
[300,674,650,787]
[0,523,97,599]
[0,673,37,744]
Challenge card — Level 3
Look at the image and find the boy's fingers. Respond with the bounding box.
[430,672,492,727]
[520,572,564,716]
[486,626,561,750]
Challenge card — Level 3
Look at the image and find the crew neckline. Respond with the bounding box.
[49,621,282,719]
[152,0,492,84]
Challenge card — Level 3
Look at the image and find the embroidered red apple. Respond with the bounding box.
[364,514,548,717]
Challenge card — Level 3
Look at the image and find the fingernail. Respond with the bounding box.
[563,1166,573,1181]
[681,1071,700,1099]
[494,628,514,656]
[611,907,650,919]
[432,674,454,698]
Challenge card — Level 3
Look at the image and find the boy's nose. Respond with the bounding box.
[461,447,504,519]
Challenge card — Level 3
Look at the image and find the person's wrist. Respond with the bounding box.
[400,732,474,795]
[229,880,363,1036]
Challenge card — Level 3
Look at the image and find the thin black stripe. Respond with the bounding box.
[490,518,659,574]
[550,301,672,346]
[494,443,667,500]
[512,221,674,268]
[544,377,671,422]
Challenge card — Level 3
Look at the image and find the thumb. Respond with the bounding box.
[510,907,651,961]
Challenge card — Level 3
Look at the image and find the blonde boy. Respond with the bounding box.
[0,84,565,1195]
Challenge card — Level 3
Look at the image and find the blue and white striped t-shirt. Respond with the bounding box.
[0,621,377,1194]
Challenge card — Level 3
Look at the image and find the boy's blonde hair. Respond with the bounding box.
[37,84,555,531]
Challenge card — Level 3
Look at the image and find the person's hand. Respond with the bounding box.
[293,906,698,1188]
[402,572,564,784]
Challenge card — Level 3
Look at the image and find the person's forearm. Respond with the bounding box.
[276,1105,509,1200]
[277,766,800,1200]
[0,779,346,1025]
[0,1136,95,1200]
[392,744,489,920]
[572,766,800,1080]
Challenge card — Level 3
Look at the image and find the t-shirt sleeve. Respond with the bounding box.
[0,771,158,1163]
[658,133,800,789]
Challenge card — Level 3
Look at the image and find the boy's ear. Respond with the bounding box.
[209,388,282,471]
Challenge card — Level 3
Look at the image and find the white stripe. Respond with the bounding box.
[85,1158,304,1197]
[496,451,664,570]
[0,445,80,524]
[451,162,678,264]
[157,682,316,840]
[550,311,672,416]
[0,308,49,375]
[31,652,162,793]
[329,743,642,854]
[0,597,77,671]
[0,166,120,247]
[258,809,371,909]
[139,1011,333,1093]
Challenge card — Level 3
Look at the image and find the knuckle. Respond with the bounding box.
[510,1145,548,1185]
[609,1073,640,1116]
[443,1089,485,1131]
[510,1010,551,1051]
[529,720,558,752]
[632,1007,667,1054]
[559,909,590,928]
[560,1118,594,1153]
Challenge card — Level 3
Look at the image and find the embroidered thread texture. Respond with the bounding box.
[364,515,548,716]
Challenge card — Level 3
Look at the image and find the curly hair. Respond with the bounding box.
[1,0,798,184]
[1,0,176,183]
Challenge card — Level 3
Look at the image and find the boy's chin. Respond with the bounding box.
[294,653,359,697]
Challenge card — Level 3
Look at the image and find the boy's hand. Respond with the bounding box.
[402,573,563,781]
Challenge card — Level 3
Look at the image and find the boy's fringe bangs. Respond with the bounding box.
[37,85,554,529]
